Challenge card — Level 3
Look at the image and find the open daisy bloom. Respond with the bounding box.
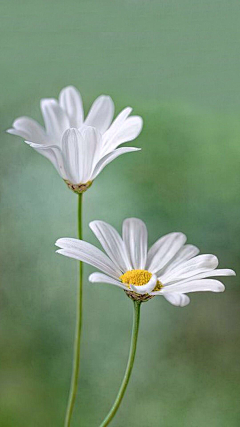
[7,85,142,193]
[56,218,235,307]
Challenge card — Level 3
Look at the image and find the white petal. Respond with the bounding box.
[85,95,114,133]
[122,218,148,269]
[61,128,82,183]
[103,116,143,152]
[163,293,190,307]
[130,274,157,295]
[160,244,200,275]
[59,85,84,128]
[89,272,128,290]
[89,221,132,272]
[102,107,132,145]
[62,127,100,184]
[162,279,225,294]
[7,117,46,144]
[160,254,219,283]
[56,238,121,278]
[91,147,140,180]
[173,268,236,284]
[27,142,66,178]
[80,126,102,169]
[146,232,187,275]
[40,98,70,140]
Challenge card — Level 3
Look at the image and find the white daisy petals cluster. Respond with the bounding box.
[56,218,235,307]
[7,86,142,191]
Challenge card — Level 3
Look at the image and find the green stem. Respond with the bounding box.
[64,193,83,427]
[100,301,141,427]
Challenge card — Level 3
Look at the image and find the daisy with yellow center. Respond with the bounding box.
[56,217,235,306]
[55,217,235,426]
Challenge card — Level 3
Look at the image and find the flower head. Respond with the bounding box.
[55,218,235,306]
[7,86,143,192]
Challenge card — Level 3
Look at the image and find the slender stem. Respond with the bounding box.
[100,301,141,427]
[64,193,83,427]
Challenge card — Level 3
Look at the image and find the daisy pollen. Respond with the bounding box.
[120,269,163,302]
[120,269,163,290]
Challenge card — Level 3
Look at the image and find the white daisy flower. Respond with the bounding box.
[55,218,235,307]
[7,85,142,193]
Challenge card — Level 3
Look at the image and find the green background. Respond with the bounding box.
[1,1,240,426]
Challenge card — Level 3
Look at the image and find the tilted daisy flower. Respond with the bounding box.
[56,218,235,307]
[7,85,143,193]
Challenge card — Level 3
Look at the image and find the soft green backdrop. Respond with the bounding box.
[1,1,240,426]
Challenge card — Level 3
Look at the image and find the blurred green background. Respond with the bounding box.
[1,0,240,426]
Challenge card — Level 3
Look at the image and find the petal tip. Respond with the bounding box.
[89,220,101,229]
[55,238,67,248]
[218,284,225,292]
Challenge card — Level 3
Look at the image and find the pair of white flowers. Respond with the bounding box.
[8,85,235,306]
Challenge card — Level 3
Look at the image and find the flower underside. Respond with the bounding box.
[120,269,163,294]
[64,180,93,194]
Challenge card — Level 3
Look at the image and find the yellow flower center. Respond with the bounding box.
[120,269,163,292]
